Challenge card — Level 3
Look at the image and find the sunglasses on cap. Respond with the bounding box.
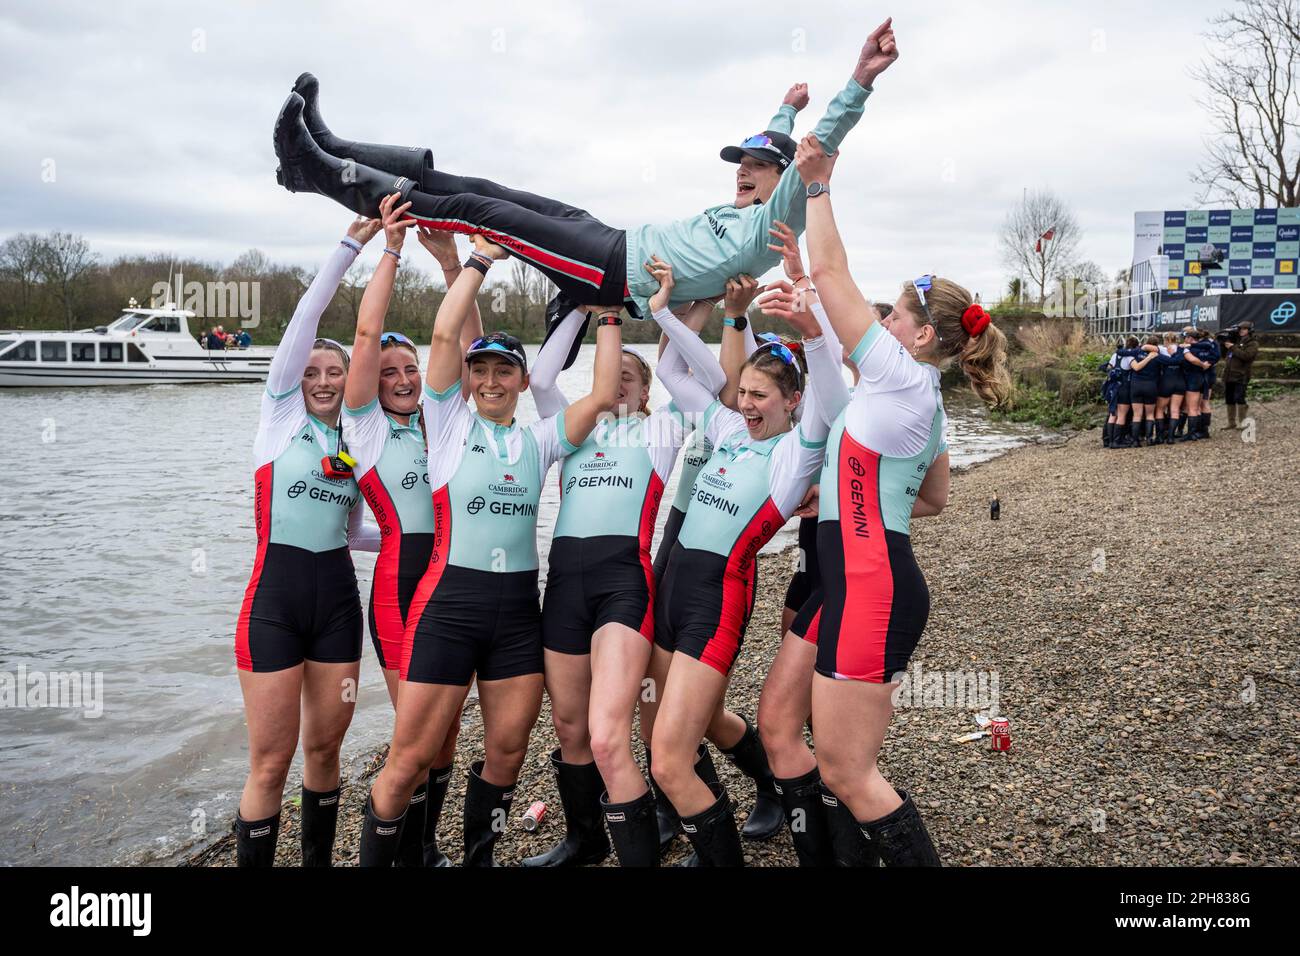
[910,275,942,342]
[467,332,527,367]
[380,331,415,347]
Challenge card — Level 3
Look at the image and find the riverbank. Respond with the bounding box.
[190,395,1300,867]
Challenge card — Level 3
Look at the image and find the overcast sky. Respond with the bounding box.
[0,0,1230,303]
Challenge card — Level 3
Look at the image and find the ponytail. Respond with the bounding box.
[900,279,1012,409]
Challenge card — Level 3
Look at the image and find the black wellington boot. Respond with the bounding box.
[1145,419,1156,445]
[818,783,879,867]
[719,717,784,841]
[680,788,745,867]
[358,796,406,868]
[273,92,415,217]
[774,768,835,867]
[423,764,454,867]
[1101,422,1112,448]
[542,294,591,372]
[860,789,942,867]
[291,72,435,185]
[1130,421,1144,447]
[521,749,610,867]
[300,786,340,868]
[602,789,660,867]
[235,810,281,868]
[1200,410,1213,438]
[463,761,515,868]
[677,744,722,866]
[395,781,428,867]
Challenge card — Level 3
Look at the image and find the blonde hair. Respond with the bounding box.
[621,347,653,414]
[899,278,1011,408]
[311,338,350,371]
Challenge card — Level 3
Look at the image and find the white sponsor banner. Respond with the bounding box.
[1133,211,1164,264]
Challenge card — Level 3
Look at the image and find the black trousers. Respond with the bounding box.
[1224,381,1247,405]
[406,169,630,307]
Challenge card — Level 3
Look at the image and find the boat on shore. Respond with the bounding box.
[0,303,274,387]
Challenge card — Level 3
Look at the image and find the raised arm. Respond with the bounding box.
[795,135,875,355]
[268,215,379,397]
[760,280,851,438]
[646,262,718,414]
[426,236,508,394]
[345,194,416,411]
[767,82,809,136]
[644,256,727,395]
[415,226,484,401]
[530,308,585,418]
[719,274,763,410]
[561,308,623,448]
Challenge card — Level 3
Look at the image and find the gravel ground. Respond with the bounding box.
[191,397,1300,867]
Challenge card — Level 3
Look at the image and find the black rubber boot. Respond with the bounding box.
[273,92,415,217]
[818,783,879,867]
[300,786,339,868]
[543,294,591,371]
[1193,413,1207,439]
[395,781,428,867]
[719,717,784,841]
[291,72,435,184]
[1201,410,1212,437]
[861,789,942,867]
[680,788,745,867]
[1130,421,1144,447]
[521,749,610,867]
[1145,419,1156,445]
[235,810,281,868]
[1101,422,1112,448]
[774,768,835,867]
[678,744,721,865]
[602,789,660,867]
[423,764,454,867]
[358,795,406,868]
[463,761,515,868]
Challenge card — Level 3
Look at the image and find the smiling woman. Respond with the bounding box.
[272,21,898,321]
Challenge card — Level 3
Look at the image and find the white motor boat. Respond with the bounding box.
[0,305,275,387]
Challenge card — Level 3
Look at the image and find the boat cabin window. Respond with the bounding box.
[109,313,151,333]
[40,342,67,362]
[0,340,36,361]
[142,316,181,333]
[127,343,149,363]
[98,343,123,363]
[71,342,96,362]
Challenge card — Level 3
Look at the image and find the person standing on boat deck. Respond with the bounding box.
[342,195,480,866]
[233,215,383,868]
[355,229,624,867]
[271,20,897,317]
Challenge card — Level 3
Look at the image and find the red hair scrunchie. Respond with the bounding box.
[961,303,991,338]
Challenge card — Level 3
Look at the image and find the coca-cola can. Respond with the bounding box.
[522,801,547,831]
[990,717,1011,752]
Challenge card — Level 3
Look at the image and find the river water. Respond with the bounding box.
[0,344,1040,866]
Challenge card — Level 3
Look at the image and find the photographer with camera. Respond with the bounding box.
[1221,321,1259,429]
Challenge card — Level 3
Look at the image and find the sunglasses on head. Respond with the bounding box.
[380,331,414,347]
[754,340,805,388]
[910,275,941,342]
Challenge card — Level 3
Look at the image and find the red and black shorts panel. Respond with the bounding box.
[783,515,821,614]
[791,588,823,645]
[654,544,754,675]
[367,532,435,670]
[402,565,543,685]
[236,544,363,672]
[543,535,654,654]
[652,505,686,587]
[815,433,929,683]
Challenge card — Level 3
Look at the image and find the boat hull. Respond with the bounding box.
[0,361,271,387]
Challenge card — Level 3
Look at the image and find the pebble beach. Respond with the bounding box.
[191,395,1300,867]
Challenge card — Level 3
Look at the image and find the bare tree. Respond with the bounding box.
[37,232,97,330]
[1191,0,1300,207]
[998,189,1082,304]
[342,259,368,322]
[0,233,46,321]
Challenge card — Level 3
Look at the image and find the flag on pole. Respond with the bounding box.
[1035,227,1056,254]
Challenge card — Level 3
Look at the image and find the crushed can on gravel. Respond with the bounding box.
[990,717,1011,752]
[522,801,547,831]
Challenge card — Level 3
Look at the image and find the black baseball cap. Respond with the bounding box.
[720,131,796,170]
[465,331,527,371]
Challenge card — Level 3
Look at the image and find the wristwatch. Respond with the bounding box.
[806,182,829,199]
[724,316,748,331]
